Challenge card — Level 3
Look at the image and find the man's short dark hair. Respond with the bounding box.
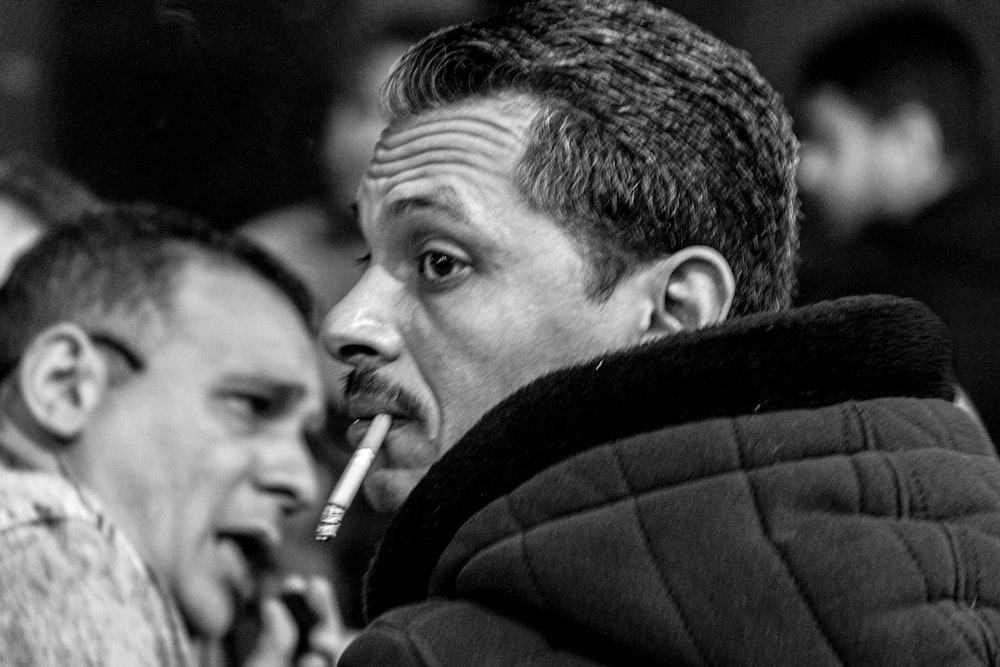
[381,0,799,316]
[0,203,315,381]
[798,8,985,168]
[0,154,102,229]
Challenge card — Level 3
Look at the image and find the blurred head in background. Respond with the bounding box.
[795,8,987,242]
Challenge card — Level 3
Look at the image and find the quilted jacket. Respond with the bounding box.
[341,296,1000,666]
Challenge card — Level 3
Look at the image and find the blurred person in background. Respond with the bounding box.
[0,205,344,665]
[0,153,102,283]
[794,8,1000,440]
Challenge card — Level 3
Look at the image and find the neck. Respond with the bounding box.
[0,390,66,473]
[0,422,63,472]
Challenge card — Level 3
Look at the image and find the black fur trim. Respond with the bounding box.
[364,295,955,619]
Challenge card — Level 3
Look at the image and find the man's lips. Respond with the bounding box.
[342,391,420,452]
[346,417,385,449]
[216,524,280,575]
[342,368,425,424]
[345,415,410,453]
[213,523,282,612]
[342,377,436,467]
[345,414,439,470]
[343,391,414,423]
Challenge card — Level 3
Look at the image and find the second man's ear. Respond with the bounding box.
[18,323,109,441]
[641,245,735,341]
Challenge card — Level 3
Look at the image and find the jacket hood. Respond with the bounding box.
[364,295,957,620]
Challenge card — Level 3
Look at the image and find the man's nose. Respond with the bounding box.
[320,272,404,366]
[255,434,320,514]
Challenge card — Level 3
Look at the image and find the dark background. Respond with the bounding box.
[2,0,998,228]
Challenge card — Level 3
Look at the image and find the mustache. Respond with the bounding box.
[343,367,424,419]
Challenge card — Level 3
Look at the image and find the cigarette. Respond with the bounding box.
[315,413,392,540]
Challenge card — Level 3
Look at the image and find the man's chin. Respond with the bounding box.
[363,467,430,514]
[178,581,234,642]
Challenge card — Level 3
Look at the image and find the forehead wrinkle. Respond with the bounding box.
[360,97,542,236]
[368,149,514,190]
[369,128,522,180]
[379,110,533,153]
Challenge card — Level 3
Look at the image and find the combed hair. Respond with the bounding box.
[0,203,314,380]
[381,0,799,315]
[799,8,985,168]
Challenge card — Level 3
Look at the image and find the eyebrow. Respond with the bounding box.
[386,186,471,227]
[88,331,146,371]
[220,375,313,405]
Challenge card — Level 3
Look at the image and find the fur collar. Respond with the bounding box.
[364,295,955,619]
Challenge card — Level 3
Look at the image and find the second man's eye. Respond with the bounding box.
[220,392,280,424]
[418,250,471,285]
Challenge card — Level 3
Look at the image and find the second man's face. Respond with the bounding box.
[322,94,649,512]
[79,263,324,639]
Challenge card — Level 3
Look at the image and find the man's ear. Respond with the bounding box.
[640,245,735,342]
[18,323,108,440]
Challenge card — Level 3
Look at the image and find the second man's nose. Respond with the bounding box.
[320,278,404,366]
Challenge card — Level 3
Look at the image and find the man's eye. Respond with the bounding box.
[221,393,276,421]
[418,251,470,284]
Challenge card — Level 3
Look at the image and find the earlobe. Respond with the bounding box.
[641,245,735,341]
[19,323,107,441]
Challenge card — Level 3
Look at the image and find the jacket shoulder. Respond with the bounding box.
[341,598,607,667]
